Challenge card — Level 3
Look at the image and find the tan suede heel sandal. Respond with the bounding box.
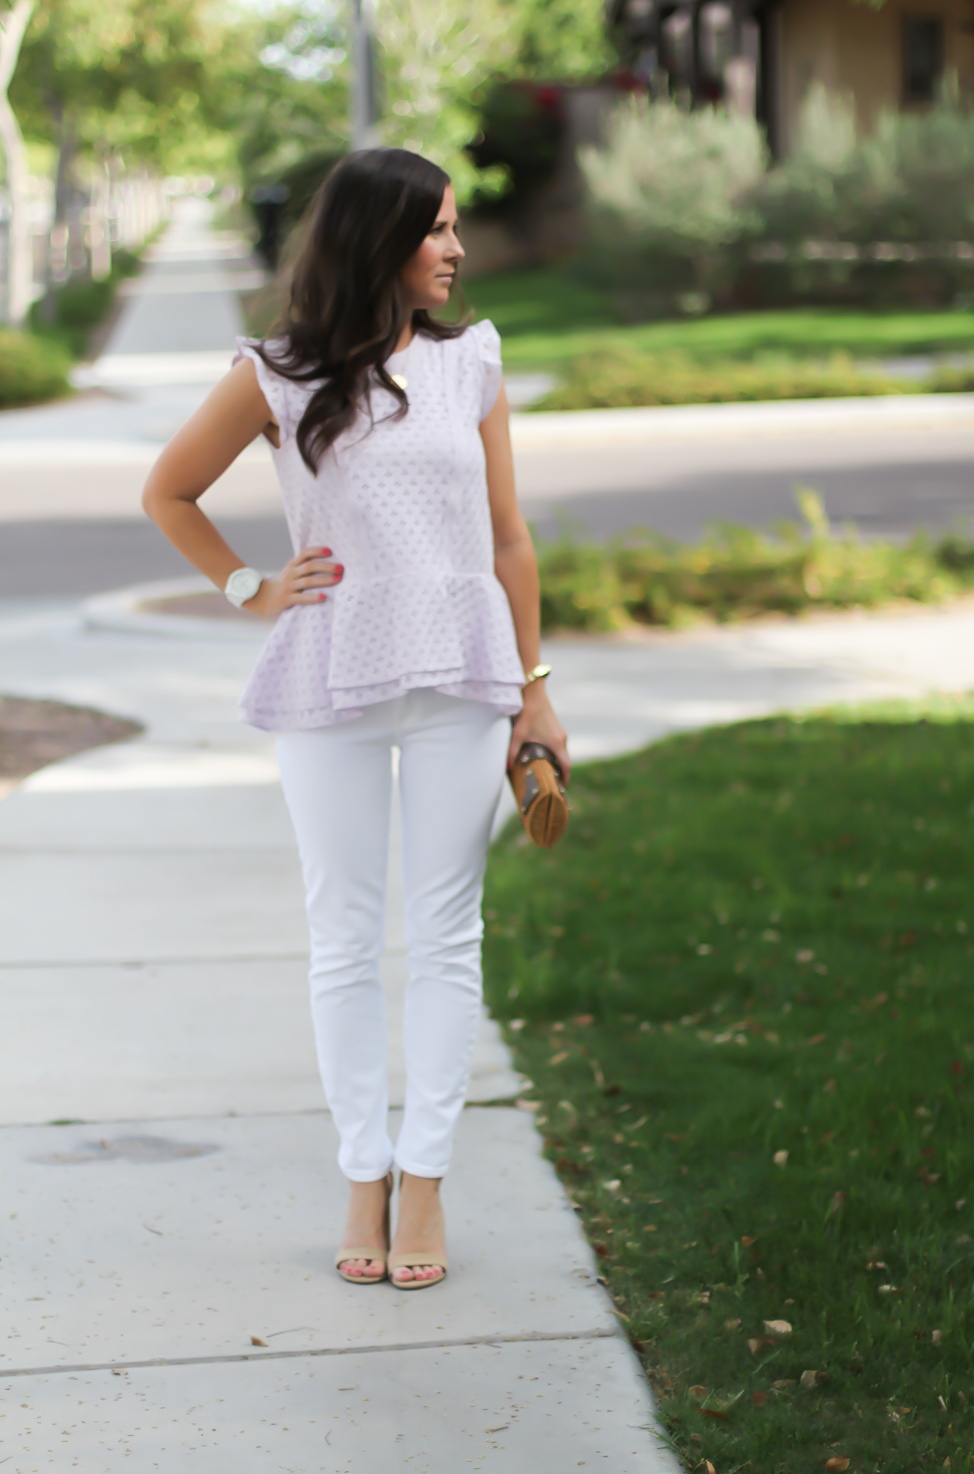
[388,1252,448,1290]
[335,1172,393,1285]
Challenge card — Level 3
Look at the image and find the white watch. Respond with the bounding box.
[225,567,263,609]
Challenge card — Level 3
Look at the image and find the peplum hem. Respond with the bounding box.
[241,676,523,732]
[238,571,525,731]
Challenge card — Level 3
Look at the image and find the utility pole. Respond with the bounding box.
[349,0,379,151]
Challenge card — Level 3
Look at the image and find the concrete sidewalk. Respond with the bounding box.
[0,601,675,1473]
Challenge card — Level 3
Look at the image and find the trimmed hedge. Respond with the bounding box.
[532,347,911,411]
[537,489,974,632]
[0,332,71,409]
[29,246,142,359]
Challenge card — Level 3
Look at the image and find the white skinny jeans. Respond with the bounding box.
[276,689,510,1182]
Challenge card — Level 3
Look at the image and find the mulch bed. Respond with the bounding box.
[0,696,143,784]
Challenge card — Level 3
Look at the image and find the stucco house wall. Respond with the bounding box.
[772,0,974,153]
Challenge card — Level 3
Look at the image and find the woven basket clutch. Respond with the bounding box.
[508,741,570,848]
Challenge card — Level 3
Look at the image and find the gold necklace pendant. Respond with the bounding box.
[391,373,408,390]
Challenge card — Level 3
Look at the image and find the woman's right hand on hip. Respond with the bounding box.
[248,547,344,617]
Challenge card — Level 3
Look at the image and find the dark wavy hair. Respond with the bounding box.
[255,148,467,472]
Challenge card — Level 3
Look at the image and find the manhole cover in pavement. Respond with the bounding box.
[31,1134,222,1166]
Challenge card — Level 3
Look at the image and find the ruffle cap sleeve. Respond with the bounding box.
[468,318,502,421]
[232,336,294,442]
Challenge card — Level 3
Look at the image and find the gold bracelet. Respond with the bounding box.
[523,663,552,687]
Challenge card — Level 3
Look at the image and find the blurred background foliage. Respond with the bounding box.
[7,0,974,385]
[580,81,974,320]
[534,488,974,634]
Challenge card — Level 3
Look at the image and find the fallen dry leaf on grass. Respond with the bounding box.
[550,1051,569,1066]
[825,1459,850,1472]
[773,1150,789,1166]
[740,1235,757,1247]
[800,1370,820,1389]
[705,1463,715,1474]
[250,1335,268,1347]
[703,1408,730,1420]
[866,1260,886,1270]
[648,1290,666,1300]
[724,1317,741,1330]
[748,1336,777,1355]
[764,1319,793,1335]
[751,1390,768,1407]
[932,1329,943,1345]
[688,1385,709,1401]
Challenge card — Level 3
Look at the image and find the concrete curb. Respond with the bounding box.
[509,390,974,447]
[0,438,272,464]
[5,392,974,466]
[83,577,267,642]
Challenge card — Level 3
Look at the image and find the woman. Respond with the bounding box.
[142,148,569,1290]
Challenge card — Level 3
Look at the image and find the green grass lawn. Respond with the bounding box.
[483,695,974,1471]
[462,266,974,372]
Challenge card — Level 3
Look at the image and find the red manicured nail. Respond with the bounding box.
[318,592,327,601]
[320,547,332,556]
[334,564,344,575]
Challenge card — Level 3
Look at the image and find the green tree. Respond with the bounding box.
[375,0,614,201]
[229,0,347,187]
[375,0,517,201]
[508,0,613,81]
[11,0,238,174]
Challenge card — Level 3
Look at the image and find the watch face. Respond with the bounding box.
[228,568,261,601]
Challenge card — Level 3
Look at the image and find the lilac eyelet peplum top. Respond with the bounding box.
[231,319,526,731]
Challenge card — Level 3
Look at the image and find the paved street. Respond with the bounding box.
[519,420,974,543]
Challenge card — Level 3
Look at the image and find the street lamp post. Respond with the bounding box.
[349,0,379,151]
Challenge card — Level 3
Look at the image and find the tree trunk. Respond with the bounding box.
[0,0,36,328]
[41,100,75,321]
